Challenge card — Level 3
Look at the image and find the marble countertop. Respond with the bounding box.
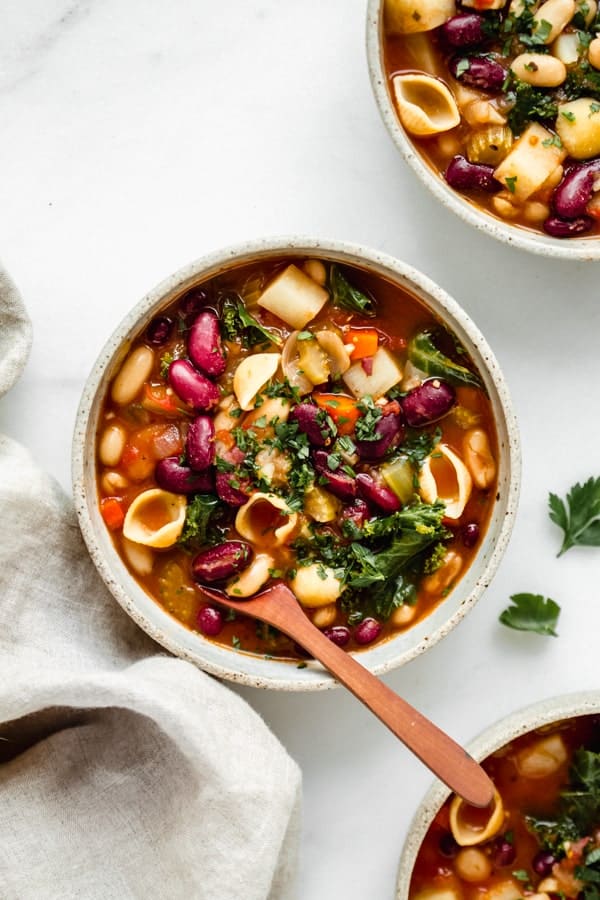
[2,1,600,897]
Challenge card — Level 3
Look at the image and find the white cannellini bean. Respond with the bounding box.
[101,470,129,493]
[511,52,566,87]
[389,604,417,627]
[577,0,597,24]
[122,537,154,576]
[589,36,600,69]
[463,428,497,489]
[454,848,492,883]
[420,551,463,596]
[311,604,337,629]
[111,345,155,405]
[302,259,328,286]
[532,0,576,43]
[552,31,580,64]
[99,423,127,466]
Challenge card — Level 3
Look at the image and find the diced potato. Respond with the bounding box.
[493,122,567,201]
[385,0,456,34]
[515,733,567,778]
[556,97,600,159]
[304,486,340,523]
[552,31,579,65]
[482,881,523,900]
[258,265,328,329]
[342,347,403,399]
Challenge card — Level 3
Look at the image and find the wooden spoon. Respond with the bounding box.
[200,582,494,808]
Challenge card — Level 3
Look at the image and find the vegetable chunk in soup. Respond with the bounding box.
[383,0,600,238]
[96,257,497,659]
[410,716,600,900]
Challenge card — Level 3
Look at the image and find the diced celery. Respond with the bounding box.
[298,340,330,385]
[381,456,415,504]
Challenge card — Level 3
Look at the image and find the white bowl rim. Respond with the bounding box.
[366,0,600,262]
[396,689,600,898]
[72,235,521,691]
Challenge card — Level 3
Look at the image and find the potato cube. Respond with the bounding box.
[493,122,567,201]
[556,97,600,159]
[258,265,328,330]
[342,347,403,399]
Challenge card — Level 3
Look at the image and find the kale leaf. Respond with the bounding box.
[178,494,222,548]
[549,477,600,556]
[408,331,483,389]
[221,294,282,347]
[330,265,376,317]
[505,79,558,135]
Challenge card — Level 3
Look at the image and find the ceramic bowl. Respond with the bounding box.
[72,237,520,690]
[366,0,600,261]
[396,690,600,897]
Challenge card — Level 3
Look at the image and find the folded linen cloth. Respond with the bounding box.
[0,270,301,900]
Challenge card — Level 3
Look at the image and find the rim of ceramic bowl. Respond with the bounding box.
[396,689,600,898]
[366,0,600,262]
[72,236,521,691]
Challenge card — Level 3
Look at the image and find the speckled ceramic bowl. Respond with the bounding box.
[396,691,600,898]
[72,237,520,690]
[366,1,600,261]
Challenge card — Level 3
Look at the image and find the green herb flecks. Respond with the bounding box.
[178,494,223,549]
[330,265,376,317]
[355,395,383,442]
[549,477,600,555]
[504,77,558,134]
[408,330,483,389]
[499,592,560,636]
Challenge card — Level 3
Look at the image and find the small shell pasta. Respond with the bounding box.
[226,553,275,597]
[233,353,281,410]
[556,97,600,158]
[392,74,460,136]
[418,443,473,519]
[123,489,187,548]
[258,265,328,329]
[449,788,504,846]
[235,492,298,546]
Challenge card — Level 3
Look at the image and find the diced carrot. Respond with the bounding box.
[142,383,186,416]
[345,328,379,360]
[313,393,361,435]
[100,497,125,531]
[215,429,235,450]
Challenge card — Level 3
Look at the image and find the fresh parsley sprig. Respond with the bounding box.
[549,477,600,556]
[499,592,560,636]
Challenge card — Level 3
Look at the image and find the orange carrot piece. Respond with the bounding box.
[345,328,379,360]
[313,393,360,435]
[100,497,125,531]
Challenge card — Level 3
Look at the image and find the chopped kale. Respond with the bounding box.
[221,294,282,348]
[329,265,376,317]
[504,77,558,134]
[178,494,223,548]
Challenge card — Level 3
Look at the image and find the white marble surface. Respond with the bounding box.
[1,1,600,897]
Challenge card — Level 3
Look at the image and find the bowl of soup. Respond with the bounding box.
[367,0,600,258]
[398,691,600,899]
[72,237,520,689]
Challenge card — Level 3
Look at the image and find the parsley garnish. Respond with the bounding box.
[549,477,600,555]
[455,58,471,77]
[178,494,222,548]
[499,592,560,636]
[355,395,383,442]
[562,110,577,122]
[505,175,518,193]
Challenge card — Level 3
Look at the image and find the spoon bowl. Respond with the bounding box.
[200,582,494,808]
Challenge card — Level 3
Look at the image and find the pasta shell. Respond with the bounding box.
[315,330,352,376]
[418,443,472,519]
[233,353,281,410]
[392,74,460,136]
[449,789,505,847]
[226,553,275,597]
[123,489,187,548]
[235,492,298,547]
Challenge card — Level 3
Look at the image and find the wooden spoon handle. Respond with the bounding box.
[291,614,494,808]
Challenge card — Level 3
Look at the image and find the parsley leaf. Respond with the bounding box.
[549,477,600,555]
[499,592,560,636]
[330,265,376,317]
[505,76,558,134]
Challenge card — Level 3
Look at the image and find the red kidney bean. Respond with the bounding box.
[145,316,173,346]
[441,13,485,47]
[291,403,335,447]
[197,606,224,636]
[450,55,506,91]
[462,522,480,548]
[354,618,382,645]
[493,837,516,867]
[356,474,401,513]
[341,498,371,530]
[192,541,252,583]
[155,456,214,494]
[445,155,499,193]
[532,850,556,878]
[543,214,594,237]
[188,310,227,377]
[313,450,357,501]
[552,160,600,218]
[401,378,456,427]
[438,833,459,857]
[178,289,209,323]
[355,412,404,459]
[323,626,351,647]
[215,471,249,507]
[186,415,215,471]
[168,359,220,410]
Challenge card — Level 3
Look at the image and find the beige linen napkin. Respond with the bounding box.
[0,270,301,900]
